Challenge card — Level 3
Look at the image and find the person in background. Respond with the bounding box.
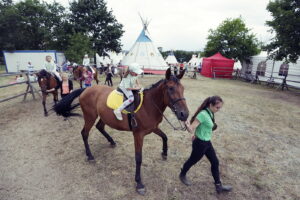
[105,66,113,87]
[82,54,95,74]
[198,62,202,73]
[16,74,25,82]
[43,55,61,82]
[27,61,34,74]
[46,73,73,99]
[82,66,93,88]
[179,96,232,194]
[62,61,69,72]
[174,65,178,76]
[60,73,73,98]
[184,63,188,74]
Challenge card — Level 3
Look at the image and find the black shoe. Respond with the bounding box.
[215,183,232,194]
[179,174,192,186]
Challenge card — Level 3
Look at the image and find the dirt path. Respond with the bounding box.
[0,76,299,200]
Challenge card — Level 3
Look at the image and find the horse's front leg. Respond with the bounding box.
[153,128,168,160]
[133,133,145,195]
[53,90,58,105]
[94,74,99,85]
[80,80,83,88]
[42,94,48,116]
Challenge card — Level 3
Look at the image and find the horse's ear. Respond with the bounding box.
[165,68,171,80]
[176,69,185,80]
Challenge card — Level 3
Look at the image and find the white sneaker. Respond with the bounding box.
[113,109,123,120]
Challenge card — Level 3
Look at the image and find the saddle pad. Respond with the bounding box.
[106,90,143,114]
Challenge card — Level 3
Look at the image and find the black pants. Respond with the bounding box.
[105,76,113,86]
[61,93,69,99]
[181,138,221,184]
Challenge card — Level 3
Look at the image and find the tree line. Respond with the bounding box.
[0,0,299,64]
[0,0,124,63]
[203,0,300,63]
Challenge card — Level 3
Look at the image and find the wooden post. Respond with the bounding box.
[281,75,289,91]
[22,70,40,101]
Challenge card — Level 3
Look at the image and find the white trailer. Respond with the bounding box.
[241,52,300,88]
[3,50,66,73]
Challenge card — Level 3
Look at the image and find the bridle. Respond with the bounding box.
[151,80,187,131]
[38,73,56,94]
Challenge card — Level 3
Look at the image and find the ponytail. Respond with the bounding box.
[190,96,223,123]
[190,97,211,123]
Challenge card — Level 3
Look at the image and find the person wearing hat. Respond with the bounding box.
[82,54,95,74]
[113,63,143,120]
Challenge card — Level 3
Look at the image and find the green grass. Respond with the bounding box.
[0,64,6,73]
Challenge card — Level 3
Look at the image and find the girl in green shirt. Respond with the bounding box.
[179,96,232,194]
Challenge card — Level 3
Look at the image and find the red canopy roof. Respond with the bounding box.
[206,52,233,61]
[201,52,234,78]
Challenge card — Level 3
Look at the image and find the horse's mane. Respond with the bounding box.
[144,79,164,92]
[144,75,179,92]
[37,69,51,79]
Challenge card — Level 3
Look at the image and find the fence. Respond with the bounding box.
[212,66,233,79]
[240,57,300,90]
[0,70,41,103]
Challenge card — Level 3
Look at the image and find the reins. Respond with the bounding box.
[151,97,186,131]
[149,80,187,131]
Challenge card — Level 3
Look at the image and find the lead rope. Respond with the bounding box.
[151,98,186,131]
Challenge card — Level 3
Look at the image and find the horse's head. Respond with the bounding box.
[162,68,189,121]
[36,70,52,93]
[73,66,82,80]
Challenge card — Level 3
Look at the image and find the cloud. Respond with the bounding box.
[28,0,274,51]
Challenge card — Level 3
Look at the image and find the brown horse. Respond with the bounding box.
[36,69,59,116]
[54,68,189,195]
[73,65,99,88]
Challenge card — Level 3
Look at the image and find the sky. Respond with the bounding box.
[43,0,274,51]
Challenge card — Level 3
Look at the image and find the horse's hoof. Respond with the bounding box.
[136,187,146,195]
[161,153,167,160]
[110,143,116,148]
[87,157,95,162]
[44,113,48,117]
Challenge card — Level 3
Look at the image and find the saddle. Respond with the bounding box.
[106,88,144,129]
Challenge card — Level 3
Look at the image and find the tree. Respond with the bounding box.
[69,0,124,56]
[44,2,70,50]
[0,0,67,50]
[64,33,92,64]
[265,0,300,63]
[203,17,261,62]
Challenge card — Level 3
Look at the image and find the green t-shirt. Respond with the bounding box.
[195,109,214,141]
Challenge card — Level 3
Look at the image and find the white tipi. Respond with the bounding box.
[121,17,168,73]
[188,54,202,67]
[165,51,178,65]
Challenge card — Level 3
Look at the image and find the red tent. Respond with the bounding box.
[201,52,234,78]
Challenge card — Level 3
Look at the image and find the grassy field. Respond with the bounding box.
[0,74,299,200]
[0,64,6,73]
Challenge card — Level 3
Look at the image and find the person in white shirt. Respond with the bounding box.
[27,61,34,74]
[82,54,95,74]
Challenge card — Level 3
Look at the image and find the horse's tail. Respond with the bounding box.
[53,88,86,117]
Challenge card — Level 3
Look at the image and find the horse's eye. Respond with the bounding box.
[168,87,174,92]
